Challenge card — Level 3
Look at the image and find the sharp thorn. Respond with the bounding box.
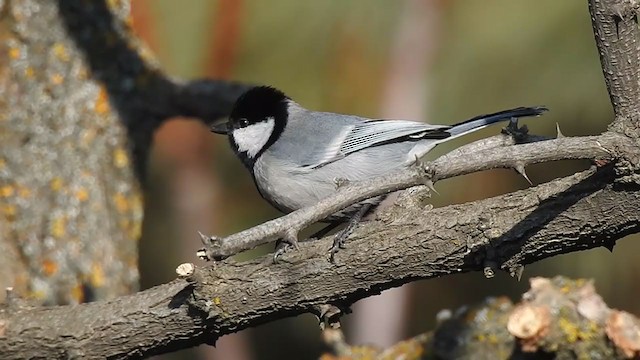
[424,179,439,195]
[198,231,210,245]
[511,265,525,281]
[556,123,565,138]
[604,240,616,252]
[515,164,532,185]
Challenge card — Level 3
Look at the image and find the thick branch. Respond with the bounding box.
[200,132,631,260]
[589,0,640,133]
[1,161,639,358]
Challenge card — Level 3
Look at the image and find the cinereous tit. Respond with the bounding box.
[211,86,546,260]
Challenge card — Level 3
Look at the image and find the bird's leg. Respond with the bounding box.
[311,221,343,240]
[273,222,343,263]
[329,203,372,263]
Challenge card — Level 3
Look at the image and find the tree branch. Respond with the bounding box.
[2,157,640,358]
[199,130,633,260]
[4,0,640,359]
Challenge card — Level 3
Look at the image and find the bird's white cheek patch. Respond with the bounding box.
[232,118,275,157]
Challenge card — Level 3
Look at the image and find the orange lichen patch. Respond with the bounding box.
[75,188,89,202]
[0,158,5,169]
[113,193,129,213]
[50,177,64,191]
[50,216,67,238]
[90,263,105,287]
[113,148,129,168]
[42,259,58,276]
[94,87,110,114]
[507,304,550,352]
[606,311,640,358]
[50,73,64,85]
[52,43,70,62]
[71,283,84,303]
[24,66,35,78]
[0,185,14,197]
[8,47,20,60]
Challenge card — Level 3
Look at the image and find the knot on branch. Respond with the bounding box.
[197,231,227,261]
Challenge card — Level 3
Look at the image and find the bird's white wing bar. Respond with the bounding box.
[340,120,449,156]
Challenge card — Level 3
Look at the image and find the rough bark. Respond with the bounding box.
[0,0,246,305]
[1,0,640,359]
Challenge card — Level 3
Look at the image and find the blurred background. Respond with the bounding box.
[130,1,635,359]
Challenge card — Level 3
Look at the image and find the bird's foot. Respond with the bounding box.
[273,234,299,263]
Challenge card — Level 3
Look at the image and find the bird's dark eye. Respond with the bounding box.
[239,118,249,127]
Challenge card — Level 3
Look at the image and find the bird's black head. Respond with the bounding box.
[211,86,290,169]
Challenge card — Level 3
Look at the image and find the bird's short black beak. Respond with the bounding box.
[210,122,229,135]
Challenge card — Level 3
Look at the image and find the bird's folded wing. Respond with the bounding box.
[303,119,450,169]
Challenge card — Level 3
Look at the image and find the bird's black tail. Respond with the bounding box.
[446,106,548,140]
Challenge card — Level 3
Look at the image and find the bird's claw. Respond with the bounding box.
[273,242,291,263]
[329,234,344,263]
[273,233,300,263]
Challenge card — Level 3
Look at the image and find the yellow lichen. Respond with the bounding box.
[1,204,16,218]
[24,66,35,78]
[90,263,105,287]
[0,158,5,169]
[558,317,579,343]
[52,43,70,62]
[213,297,221,305]
[50,177,63,191]
[50,216,66,238]
[113,148,129,168]
[0,185,14,197]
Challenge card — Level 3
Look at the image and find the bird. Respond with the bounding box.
[211,86,547,261]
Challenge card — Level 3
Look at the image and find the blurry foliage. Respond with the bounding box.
[133,1,637,359]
